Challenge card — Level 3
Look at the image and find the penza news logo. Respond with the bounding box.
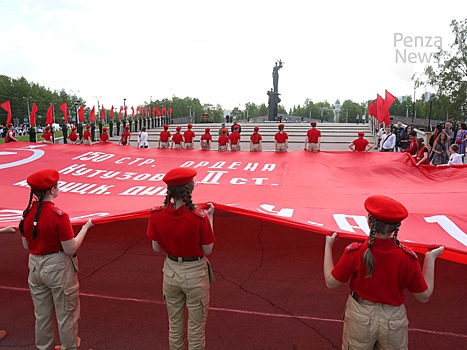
[393,33,442,64]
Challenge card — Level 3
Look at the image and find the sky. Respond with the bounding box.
[0,0,464,113]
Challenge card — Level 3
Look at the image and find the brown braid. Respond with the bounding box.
[32,191,46,239]
[163,181,196,210]
[363,214,403,277]
[19,191,34,234]
[363,214,377,277]
[392,223,403,248]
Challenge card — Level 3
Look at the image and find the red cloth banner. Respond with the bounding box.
[30,102,38,125]
[384,90,397,126]
[0,143,466,264]
[60,103,68,123]
[376,94,384,124]
[78,105,85,122]
[1,100,12,125]
[90,107,96,122]
[46,104,54,124]
[110,105,114,120]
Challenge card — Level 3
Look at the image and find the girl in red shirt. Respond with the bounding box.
[19,169,93,350]
[415,138,430,166]
[200,128,212,150]
[274,124,288,152]
[147,168,215,350]
[324,195,444,349]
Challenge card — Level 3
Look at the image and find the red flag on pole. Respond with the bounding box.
[90,106,96,122]
[376,94,385,124]
[169,107,173,117]
[119,106,123,113]
[131,106,135,117]
[384,90,397,126]
[46,104,54,124]
[78,105,85,123]
[101,105,105,121]
[162,106,166,116]
[110,105,114,120]
[60,103,68,123]
[30,102,38,125]
[1,100,12,125]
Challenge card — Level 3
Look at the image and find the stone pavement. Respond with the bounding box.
[106,122,375,152]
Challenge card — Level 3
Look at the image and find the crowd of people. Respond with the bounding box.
[2,119,466,165]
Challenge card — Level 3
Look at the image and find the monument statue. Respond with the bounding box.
[268,60,284,121]
[272,59,283,93]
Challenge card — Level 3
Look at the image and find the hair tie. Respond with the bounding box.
[33,221,37,226]
[20,216,24,220]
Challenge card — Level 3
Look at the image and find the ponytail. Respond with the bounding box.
[19,191,34,234]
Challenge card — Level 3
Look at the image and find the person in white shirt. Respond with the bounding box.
[138,127,149,148]
[379,126,396,152]
[447,144,463,165]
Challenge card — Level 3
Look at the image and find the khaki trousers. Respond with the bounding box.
[185,143,193,149]
[276,143,287,152]
[250,144,261,152]
[160,142,169,149]
[342,295,408,350]
[230,144,240,151]
[28,252,80,350]
[162,257,210,350]
[218,145,227,152]
[307,143,319,152]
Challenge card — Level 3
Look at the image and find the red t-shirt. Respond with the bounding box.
[275,131,288,143]
[83,131,91,140]
[229,132,241,145]
[417,146,430,164]
[307,128,321,143]
[160,130,171,142]
[22,201,75,255]
[331,238,428,306]
[218,135,229,146]
[147,205,215,257]
[100,133,109,142]
[120,131,131,145]
[201,133,212,141]
[68,132,78,141]
[352,138,369,152]
[184,130,195,143]
[172,132,183,144]
[250,133,262,144]
[42,131,52,141]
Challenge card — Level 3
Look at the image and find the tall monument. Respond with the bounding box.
[268,60,283,121]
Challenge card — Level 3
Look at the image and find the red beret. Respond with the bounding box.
[358,131,365,136]
[221,128,227,133]
[364,195,408,223]
[163,168,197,187]
[278,124,285,127]
[45,126,50,131]
[310,121,317,126]
[103,127,108,131]
[254,126,260,131]
[72,127,77,131]
[163,124,169,129]
[176,126,182,131]
[27,169,60,191]
[234,125,240,129]
[205,128,210,131]
[125,125,130,129]
[86,125,91,129]
[187,124,193,128]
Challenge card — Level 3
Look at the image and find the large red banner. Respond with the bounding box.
[1,142,466,264]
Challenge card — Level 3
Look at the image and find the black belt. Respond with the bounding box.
[43,250,64,256]
[351,290,364,303]
[167,255,203,263]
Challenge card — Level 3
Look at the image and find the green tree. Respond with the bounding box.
[416,19,467,120]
